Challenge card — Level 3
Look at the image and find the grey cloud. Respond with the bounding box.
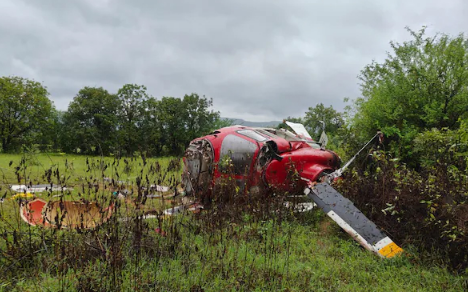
[1,0,468,121]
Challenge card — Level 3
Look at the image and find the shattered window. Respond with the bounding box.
[255,129,279,139]
[237,130,268,142]
[256,128,302,142]
[219,134,259,175]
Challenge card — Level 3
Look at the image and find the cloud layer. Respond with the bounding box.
[1,0,467,121]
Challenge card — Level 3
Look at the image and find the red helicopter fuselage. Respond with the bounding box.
[182,125,341,199]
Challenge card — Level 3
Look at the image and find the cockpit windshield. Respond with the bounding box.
[255,128,303,142]
[237,129,269,142]
[254,127,323,149]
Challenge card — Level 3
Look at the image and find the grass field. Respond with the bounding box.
[0,152,182,185]
[0,153,467,291]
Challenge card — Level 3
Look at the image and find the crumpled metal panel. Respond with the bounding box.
[182,139,214,196]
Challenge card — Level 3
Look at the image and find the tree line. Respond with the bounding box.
[0,79,228,156]
[2,26,468,164]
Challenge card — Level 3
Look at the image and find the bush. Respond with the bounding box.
[336,150,468,271]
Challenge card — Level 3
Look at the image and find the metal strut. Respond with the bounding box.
[326,131,383,182]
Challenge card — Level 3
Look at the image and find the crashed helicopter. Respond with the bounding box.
[181,121,403,259]
[13,120,403,259]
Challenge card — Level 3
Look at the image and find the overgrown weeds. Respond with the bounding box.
[336,150,468,272]
[0,152,467,291]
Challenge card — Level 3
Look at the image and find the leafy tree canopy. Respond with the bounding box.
[154,94,221,156]
[117,84,149,156]
[352,27,468,160]
[278,103,344,141]
[0,76,53,152]
[303,103,344,140]
[61,87,119,155]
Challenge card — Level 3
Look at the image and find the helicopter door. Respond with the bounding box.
[219,134,259,191]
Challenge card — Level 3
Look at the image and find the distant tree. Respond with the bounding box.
[35,108,63,152]
[303,103,344,140]
[181,93,221,147]
[140,97,164,156]
[0,76,53,152]
[353,27,468,161]
[276,116,304,130]
[277,108,345,152]
[116,84,149,156]
[156,96,186,156]
[153,94,222,156]
[213,118,235,129]
[61,87,119,155]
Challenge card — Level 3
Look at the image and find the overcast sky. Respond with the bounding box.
[1,0,467,122]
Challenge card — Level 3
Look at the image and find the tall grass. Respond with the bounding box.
[0,152,467,291]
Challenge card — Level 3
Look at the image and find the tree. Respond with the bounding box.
[213,117,235,129]
[353,27,468,161]
[155,97,182,155]
[181,94,221,148]
[61,87,119,155]
[140,97,164,156]
[117,84,149,156]
[277,104,344,140]
[35,108,63,152]
[0,76,53,152]
[276,116,304,130]
[303,103,344,140]
[153,94,222,156]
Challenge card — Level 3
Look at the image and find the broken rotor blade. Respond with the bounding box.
[305,182,403,259]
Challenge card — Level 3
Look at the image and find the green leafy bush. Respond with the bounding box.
[336,149,468,271]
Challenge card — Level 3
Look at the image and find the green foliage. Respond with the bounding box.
[0,153,181,185]
[61,87,120,155]
[117,84,149,156]
[139,97,164,156]
[45,82,224,157]
[0,76,53,152]
[157,96,185,156]
[213,117,235,129]
[276,116,304,130]
[181,94,221,149]
[278,105,347,158]
[278,104,344,141]
[1,150,466,291]
[38,108,63,152]
[413,122,468,170]
[146,94,222,156]
[2,205,466,291]
[353,27,468,163]
[303,103,345,140]
[336,151,468,271]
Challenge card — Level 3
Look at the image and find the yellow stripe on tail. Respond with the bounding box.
[377,242,403,258]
